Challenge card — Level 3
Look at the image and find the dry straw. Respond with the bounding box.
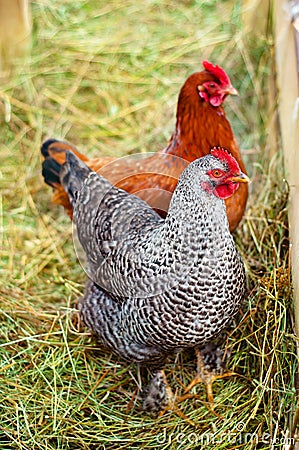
[0,1,295,449]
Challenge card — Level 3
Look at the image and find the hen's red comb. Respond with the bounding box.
[210,146,240,173]
[202,60,231,86]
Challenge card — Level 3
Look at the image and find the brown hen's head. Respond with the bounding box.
[179,60,238,109]
[199,61,238,106]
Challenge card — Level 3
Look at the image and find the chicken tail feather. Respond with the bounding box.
[41,139,92,218]
[42,158,61,187]
[41,138,89,164]
[60,151,92,205]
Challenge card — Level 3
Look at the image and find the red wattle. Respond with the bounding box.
[210,95,223,107]
[215,182,239,199]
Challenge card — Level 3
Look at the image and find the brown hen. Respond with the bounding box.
[42,60,248,231]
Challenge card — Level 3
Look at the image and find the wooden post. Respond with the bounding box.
[242,0,279,158]
[0,0,31,71]
[242,0,271,36]
[274,0,299,340]
[275,17,299,442]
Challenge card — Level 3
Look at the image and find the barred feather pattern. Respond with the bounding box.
[61,152,246,369]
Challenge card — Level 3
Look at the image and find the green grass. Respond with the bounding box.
[0,0,296,448]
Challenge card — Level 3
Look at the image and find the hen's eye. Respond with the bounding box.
[209,83,216,88]
[211,169,223,178]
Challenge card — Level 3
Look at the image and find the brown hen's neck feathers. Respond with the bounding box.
[163,71,235,163]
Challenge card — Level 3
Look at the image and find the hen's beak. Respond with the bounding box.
[224,85,239,96]
[230,173,250,184]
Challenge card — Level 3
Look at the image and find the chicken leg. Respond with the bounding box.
[184,344,236,409]
[142,370,198,425]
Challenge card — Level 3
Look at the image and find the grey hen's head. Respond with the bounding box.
[175,146,249,201]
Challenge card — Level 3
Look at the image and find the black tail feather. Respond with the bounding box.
[41,141,92,206]
[41,138,61,158]
[42,158,62,187]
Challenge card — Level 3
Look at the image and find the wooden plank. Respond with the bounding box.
[274,0,299,335]
[273,2,299,444]
[242,0,271,36]
[0,0,31,71]
[242,0,279,158]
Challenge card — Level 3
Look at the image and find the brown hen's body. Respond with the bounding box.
[42,61,248,231]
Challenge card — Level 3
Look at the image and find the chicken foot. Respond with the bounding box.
[184,345,236,410]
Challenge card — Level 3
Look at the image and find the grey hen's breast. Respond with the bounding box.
[117,255,245,351]
[79,245,245,365]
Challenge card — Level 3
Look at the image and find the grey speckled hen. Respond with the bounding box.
[58,147,249,413]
